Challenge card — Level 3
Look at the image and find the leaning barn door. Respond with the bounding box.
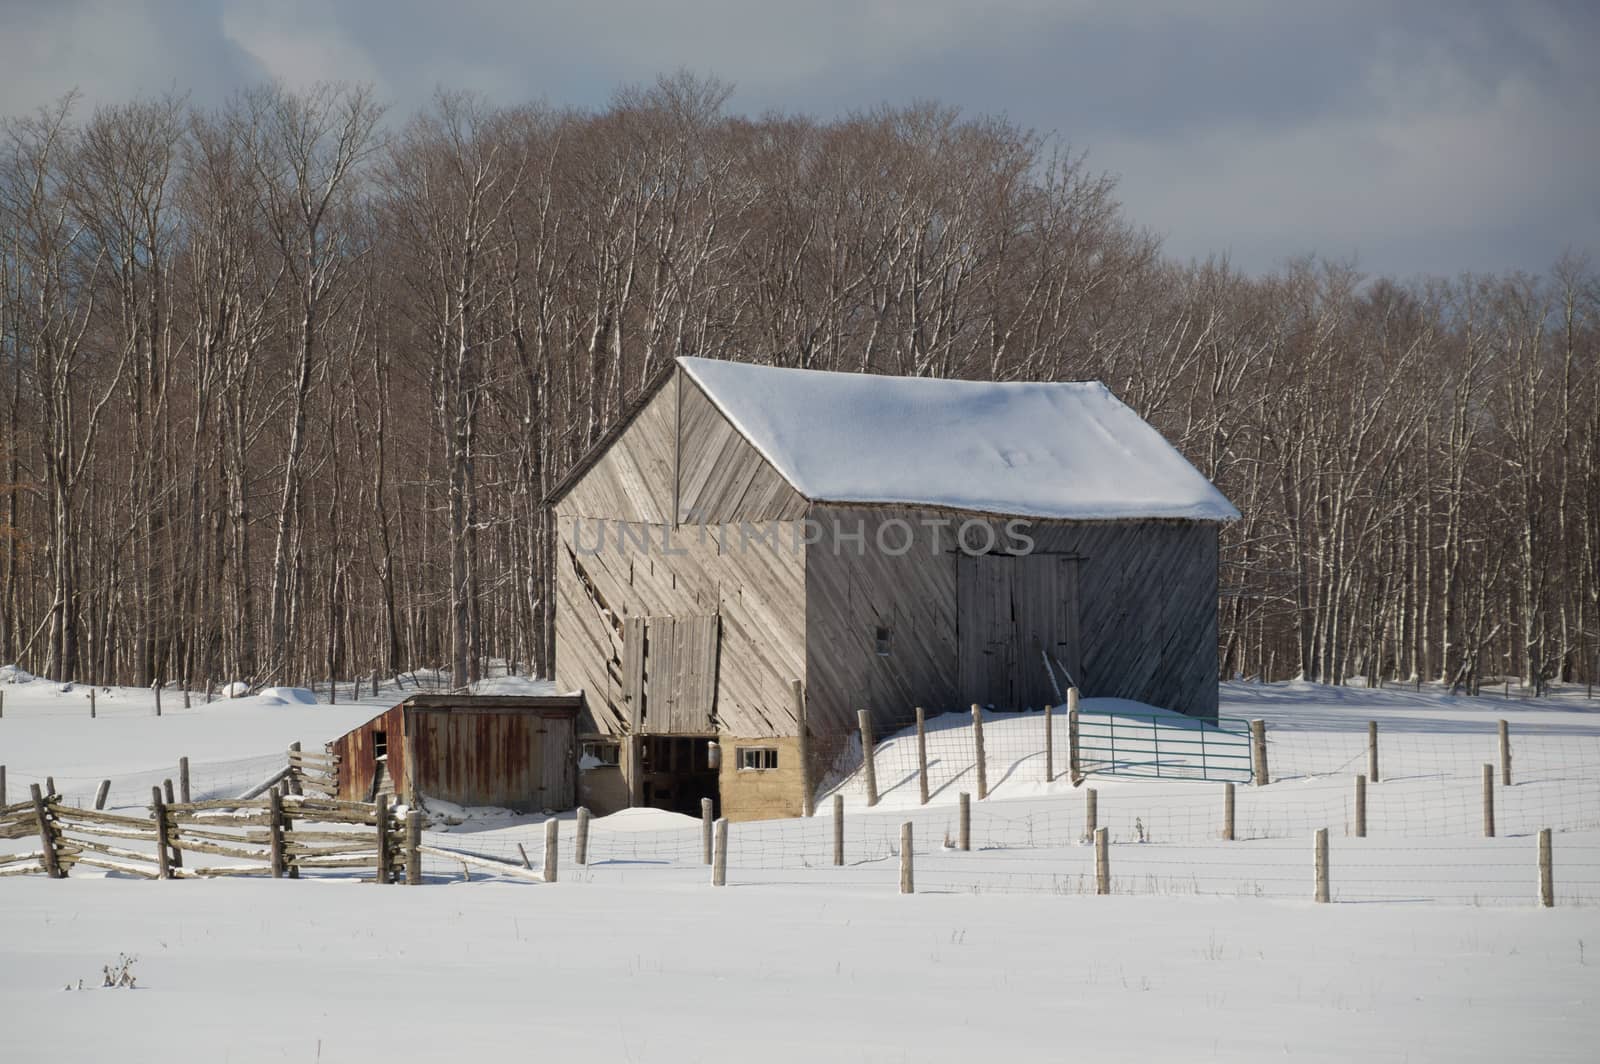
[633,614,720,733]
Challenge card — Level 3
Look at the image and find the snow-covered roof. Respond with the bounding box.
[678,357,1239,522]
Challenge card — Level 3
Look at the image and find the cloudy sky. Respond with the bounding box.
[3,0,1596,278]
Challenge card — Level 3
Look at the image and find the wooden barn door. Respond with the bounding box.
[958,554,1016,709]
[1014,554,1082,708]
[959,554,1081,709]
[623,614,720,734]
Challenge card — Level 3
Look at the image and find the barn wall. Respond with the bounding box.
[716,734,805,821]
[330,704,406,804]
[553,367,809,744]
[559,380,678,522]
[554,518,807,740]
[676,375,808,524]
[579,764,629,815]
[804,508,1221,778]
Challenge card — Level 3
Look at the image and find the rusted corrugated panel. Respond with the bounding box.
[412,706,577,813]
[330,704,405,803]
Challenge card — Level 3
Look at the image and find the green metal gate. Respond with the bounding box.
[1075,710,1253,782]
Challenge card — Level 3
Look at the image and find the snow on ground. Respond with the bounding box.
[1,877,1595,1062]
[5,676,1600,1059]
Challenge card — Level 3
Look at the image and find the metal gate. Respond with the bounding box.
[1075,710,1253,782]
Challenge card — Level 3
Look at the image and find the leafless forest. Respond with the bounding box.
[0,75,1595,695]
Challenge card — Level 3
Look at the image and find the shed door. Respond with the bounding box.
[958,554,1081,709]
[625,614,719,734]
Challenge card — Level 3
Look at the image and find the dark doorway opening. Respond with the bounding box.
[640,735,720,817]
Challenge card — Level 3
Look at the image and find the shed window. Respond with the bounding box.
[738,747,779,771]
[875,625,892,656]
[372,730,388,760]
[582,740,621,767]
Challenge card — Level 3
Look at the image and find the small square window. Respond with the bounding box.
[875,625,892,656]
[738,747,779,771]
[372,730,388,759]
[582,741,621,767]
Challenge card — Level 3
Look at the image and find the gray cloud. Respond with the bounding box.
[1,0,1594,277]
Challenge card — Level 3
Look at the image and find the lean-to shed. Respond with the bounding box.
[329,694,580,813]
[550,357,1238,821]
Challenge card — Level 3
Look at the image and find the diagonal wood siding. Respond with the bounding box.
[805,507,1220,777]
[676,375,808,524]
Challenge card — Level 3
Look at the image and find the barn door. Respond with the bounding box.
[1013,554,1082,708]
[958,554,1016,708]
[958,554,1081,709]
[628,614,719,733]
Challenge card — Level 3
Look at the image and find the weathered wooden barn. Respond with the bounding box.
[330,694,579,813]
[551,357,1238,821]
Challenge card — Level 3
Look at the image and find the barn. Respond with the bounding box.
[329,694,580,813]
[551,357,1238,822]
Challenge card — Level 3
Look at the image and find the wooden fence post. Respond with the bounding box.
[1499,720,1511,786]
[372,669,380,699]
[89,689,95,718]
[915,707,930,805]
[958,791,971,851]
[46,775,56,797]
[1,764,6,806]
[94,779,110,811]
[1538,828,1553,908]
[0,689,4,717]
[179,757,190,804]
[153,682,162,717]
[205,678,214,704]
[575,807,590,865]
[288,742,304,796]
[1067,688,1082,784]
[163,778,175,804]
[972,704,988,800]
[374,795,390,884]
[151,786,173,879]
[268,788,284,879]
[1094,827,1109,895]
[1482,763,1495,837]
[183,687,191,709]
[1250,720,1269,785]
[858,710,878,807]
[31,784,63,879]
[712,818,728,886]
[701,797,714,865]
[406,810,422,885]
[1314,827,1330,903]
[543,818,559,883]
[1044,700,1054,784]
[1084,787,1098,841]
[899,822,914,895]
[794,680,814,818]
[832,794,844,866]
[1222,782,1235,841]
[1354,775,1367,838]
[1368,721,1379,783]
[282,790,298,879]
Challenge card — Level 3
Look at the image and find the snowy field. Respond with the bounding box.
[3,672,1600,1060]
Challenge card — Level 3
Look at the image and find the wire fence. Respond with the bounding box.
[413,706,1600,906]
